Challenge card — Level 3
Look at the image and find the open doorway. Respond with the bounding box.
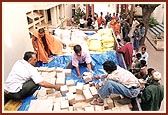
[47,9,51,24]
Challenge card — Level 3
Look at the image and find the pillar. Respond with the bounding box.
[86,4,89,19]
[116,4,119,14]
[91,4,94,17]
[129,4,134,25]
[50,7,57,26]
[56,6,60,24]
[43,10,48,24]
[125,4,128,15]
[121,4,123,15]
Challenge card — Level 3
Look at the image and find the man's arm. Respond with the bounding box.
[87,63,92,73]
[38,81,60,90]
[94,74,108,80]
[75,66,82,78]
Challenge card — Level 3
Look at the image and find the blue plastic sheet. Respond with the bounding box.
[18,95,36,111]
[18,50,119,111]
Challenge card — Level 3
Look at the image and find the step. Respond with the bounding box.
[156,25,164,32]
[159,23,164,28]
[149,28,160,35]
[148,29,156,36]
[153,26,163,34]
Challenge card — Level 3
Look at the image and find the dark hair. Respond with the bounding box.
[123,36,130,42]
[140,60,147,67]
[93,17,97,20]
[136,53,142,59]
[102,60,117,73]
[140,22,144,27]
[38,28,45,33]
[73,45,82,54]
[23,51,36,61]
[136,25,139,28]
[147,68,154,75]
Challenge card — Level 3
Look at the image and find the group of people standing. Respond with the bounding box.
[116,26,163,111]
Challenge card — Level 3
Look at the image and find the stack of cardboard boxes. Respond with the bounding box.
[28,67,131,112]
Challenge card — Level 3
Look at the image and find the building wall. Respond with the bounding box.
[64,4,72,19]
[2,3,72,82]
[2,3,34,81]
[151,4,165,24]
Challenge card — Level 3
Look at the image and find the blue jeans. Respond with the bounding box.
[133,39,140,52]
[98,80,140,99]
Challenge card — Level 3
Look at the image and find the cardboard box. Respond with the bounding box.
[63,69,72,76]
[89,86,98,98]
[76,82,84,94]
[83,89,93,102]
[66,80,75,86]
[60,85,69,95]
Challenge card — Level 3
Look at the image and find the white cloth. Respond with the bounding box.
[140,52,149,63]
[132,20,139,29]
[79,18,85,24]
[4,60,43,93]
[92,20,98,29]
[107,66,140,88]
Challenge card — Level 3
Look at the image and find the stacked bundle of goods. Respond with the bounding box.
[87,28,115,52]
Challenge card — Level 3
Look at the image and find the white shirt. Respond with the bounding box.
[132,20,139,29]
[107,66,140,88]
[79,18,85,24]
[4,60,44,93]
[140,52,149,63]
[92,20,98,29]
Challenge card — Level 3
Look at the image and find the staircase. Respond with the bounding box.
[148,23,164,38]
[147,23,164,51]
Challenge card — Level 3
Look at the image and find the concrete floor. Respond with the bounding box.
[144,36,165,112]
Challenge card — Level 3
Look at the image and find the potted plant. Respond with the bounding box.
[149,17,159,27]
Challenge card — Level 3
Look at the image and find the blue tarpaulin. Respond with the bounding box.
[18,50,119,111]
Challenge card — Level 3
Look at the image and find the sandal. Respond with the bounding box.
[90,99,104,106]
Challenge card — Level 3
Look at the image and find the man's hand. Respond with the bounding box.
[101,74,108,78]
[78,75,83,78]
[94,76,100,80]
[95,83,100,89]
[54,85,60,90]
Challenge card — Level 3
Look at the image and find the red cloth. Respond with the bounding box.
[117,43,133,67]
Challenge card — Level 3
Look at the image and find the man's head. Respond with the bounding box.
[123,36,131,43]
[147,68,155,76]
[23,51,37,66]
[141,46,146,54]
[135,25,139,29]
[140,60,147,68]
[136,53,142,60]
[38,28,45,38]
[152,71,161,81]
[74,45,82,56]
[102,60,117,74]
